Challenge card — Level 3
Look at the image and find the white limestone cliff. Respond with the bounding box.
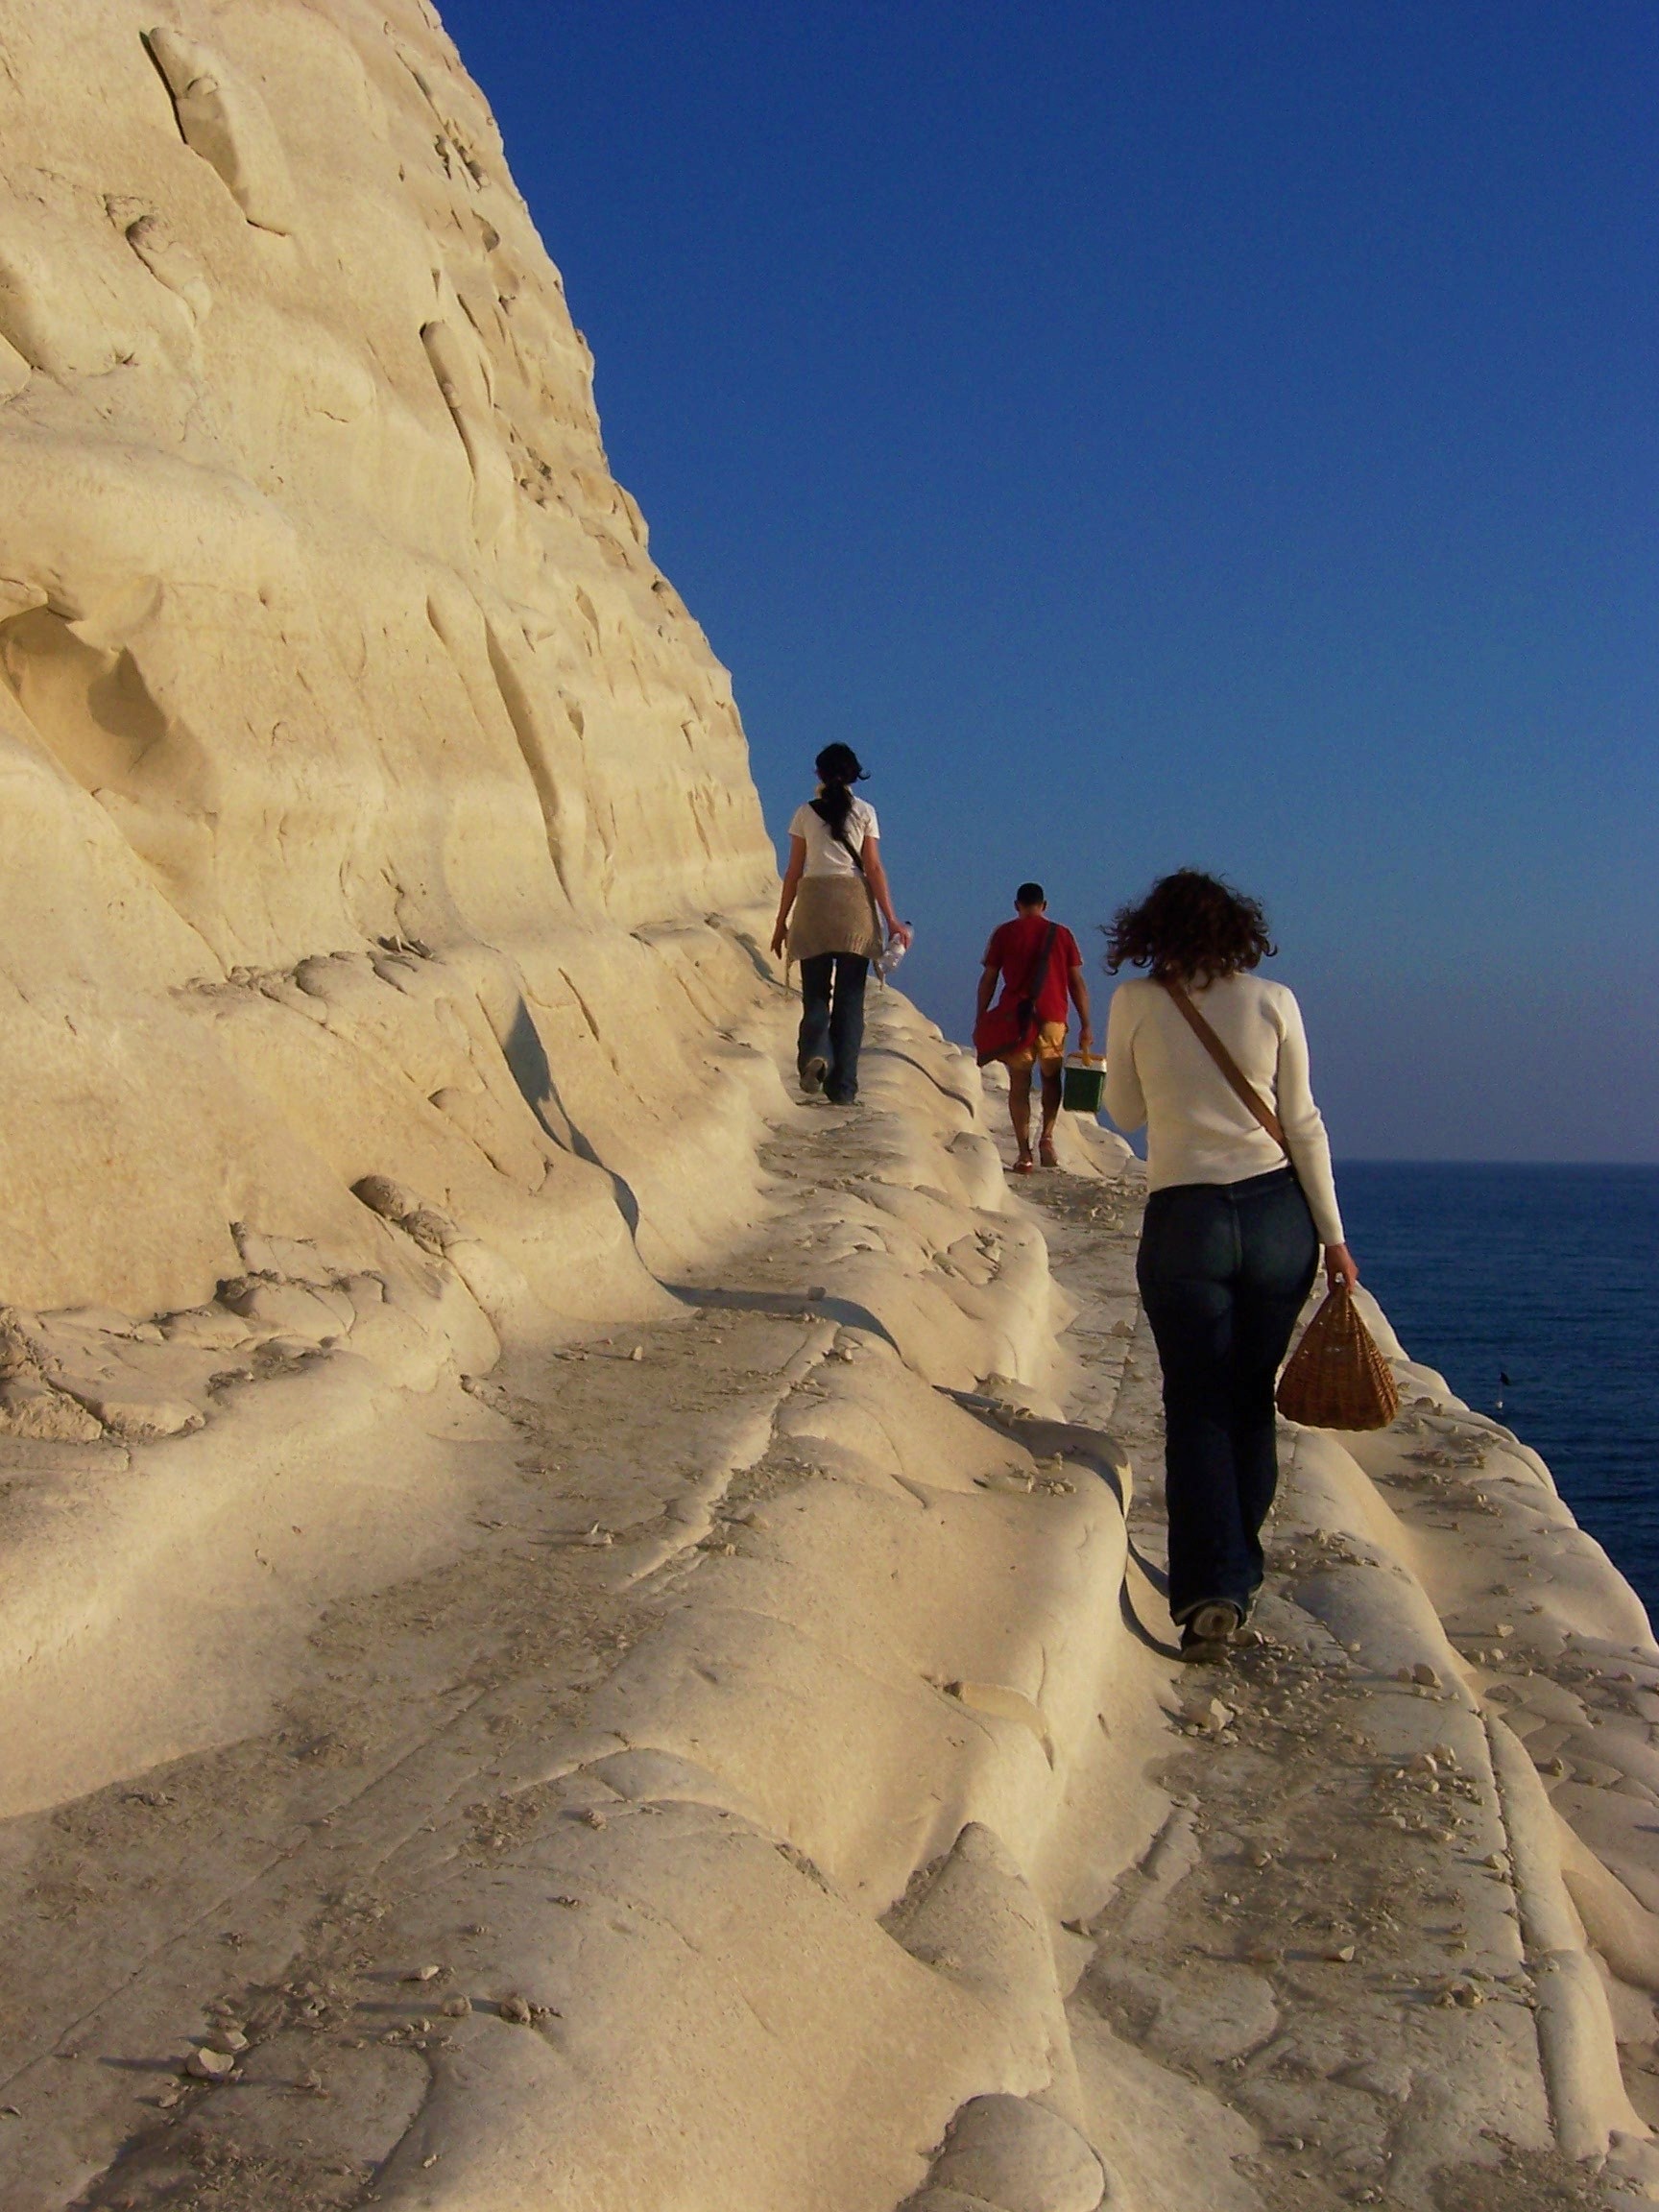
[0,0,775,1334]
[4,10,1659,2212]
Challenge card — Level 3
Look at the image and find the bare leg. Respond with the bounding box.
[1039,1065,1063,1157]
[1008,1063,1034,1163]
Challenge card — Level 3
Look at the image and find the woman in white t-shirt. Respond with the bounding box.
[1102,870,1359,1656]
[770,744,911,1104]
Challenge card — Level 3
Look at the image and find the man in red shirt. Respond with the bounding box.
[976,882,1094,1173]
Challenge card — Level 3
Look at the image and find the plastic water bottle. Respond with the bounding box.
[878,936,908,981]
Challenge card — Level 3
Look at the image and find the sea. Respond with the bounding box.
[1336,1163,1659,1631]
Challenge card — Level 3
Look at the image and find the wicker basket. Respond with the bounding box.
[1276,1280,1401,1431]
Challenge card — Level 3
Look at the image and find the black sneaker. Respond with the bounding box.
[800,1056,828,1096]
[1190,1599,1242,1641]
[1179,1600,1241,1658]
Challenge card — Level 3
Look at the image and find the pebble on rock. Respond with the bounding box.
[1182,1695,1234,1735]
[186,2047,237,2080]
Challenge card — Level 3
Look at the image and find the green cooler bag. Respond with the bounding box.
[1061,1059,1106,1114]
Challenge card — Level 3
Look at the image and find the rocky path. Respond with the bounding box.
[0,1000,1111,2210]
[2,998,1655,2211]
[1017,1160,1644,2211]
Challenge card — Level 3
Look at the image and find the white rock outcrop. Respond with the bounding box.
[0,0,775,1326]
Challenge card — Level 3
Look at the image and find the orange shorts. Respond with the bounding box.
[1002,1021,1068,1070]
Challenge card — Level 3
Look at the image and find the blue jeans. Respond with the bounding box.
[798,953,869,1104]
[1137,1166,1318,1623]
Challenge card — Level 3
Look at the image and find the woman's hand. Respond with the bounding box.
[1324,1242,1359,1292]
[888,920,914,950]
[770,919,788,958]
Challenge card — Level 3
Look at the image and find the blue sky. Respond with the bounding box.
[440,1,1658,1160]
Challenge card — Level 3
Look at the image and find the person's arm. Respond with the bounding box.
[860,836,911,947]
[771,836,806,956]
[977,955,1000,1021]
[1273,991,1358,1288]
[1101,986,1145,1131]
[1069,964,1094,1055]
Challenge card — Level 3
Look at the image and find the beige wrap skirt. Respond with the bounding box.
[786,872,883,965]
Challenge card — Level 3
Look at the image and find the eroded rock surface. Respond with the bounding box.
[1,10,1656,2212]
[0,0,773,1326]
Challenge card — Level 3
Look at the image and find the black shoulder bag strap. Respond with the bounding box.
[826,805,884,949]
[1017,922,1060,1033]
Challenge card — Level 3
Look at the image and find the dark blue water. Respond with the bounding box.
[1337,1163,1659,1625]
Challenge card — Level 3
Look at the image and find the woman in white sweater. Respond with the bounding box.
[1103,870,1358,1655]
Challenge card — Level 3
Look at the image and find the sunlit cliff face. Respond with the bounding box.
[0,0,777,1314]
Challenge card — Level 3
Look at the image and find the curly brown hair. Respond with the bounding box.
[1103,869,1276,982]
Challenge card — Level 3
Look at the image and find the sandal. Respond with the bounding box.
[1012,1153,1035,1176]
[1038,1140,1058,1168]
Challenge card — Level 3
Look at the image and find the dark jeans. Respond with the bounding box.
[1137,1166,1318,1623]
[798,953,869,1104]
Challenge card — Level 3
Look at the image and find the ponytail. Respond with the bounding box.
[810,742,866,842]
[811,781,856,839]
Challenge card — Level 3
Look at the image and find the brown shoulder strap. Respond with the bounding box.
[1161,980,1287,1152]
